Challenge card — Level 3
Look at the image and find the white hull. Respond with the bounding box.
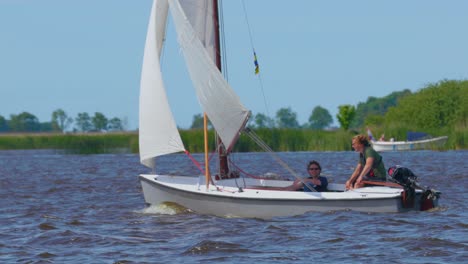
[371,136,448,152]
[140,174,437,218]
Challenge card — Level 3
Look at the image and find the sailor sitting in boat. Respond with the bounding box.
[346,134,387,189]
[379,134,385,141]
[282,160,328,192]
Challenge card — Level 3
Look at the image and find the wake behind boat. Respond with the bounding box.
[137,0,440,218]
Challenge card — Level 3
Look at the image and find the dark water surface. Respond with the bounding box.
[1,150,467,263]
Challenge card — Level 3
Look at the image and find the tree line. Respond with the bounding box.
[189,105,335,130]
[188,79,467,139]
[0,109,126,133]
[188,100,404,131]
[374,79,467,140]
[2,79,466,138]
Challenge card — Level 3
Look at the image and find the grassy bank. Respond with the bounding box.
[0,132,139,154]
[0,128,465,154]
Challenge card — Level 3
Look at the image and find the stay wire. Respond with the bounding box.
[241,0,271,118]
[218,0,229,80]
[243,128,317,192]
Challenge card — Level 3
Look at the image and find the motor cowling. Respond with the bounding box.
[388,165,440,211]
[388,165,418,188]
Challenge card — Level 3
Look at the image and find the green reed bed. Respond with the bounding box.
[451,123,468,150]
[231,129,354,152]
[0,128,463,154]
[0,133,139,154]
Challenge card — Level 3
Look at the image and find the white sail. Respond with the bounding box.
[169,0,250,150]
[139,0,185,168]
[179,0,217,62]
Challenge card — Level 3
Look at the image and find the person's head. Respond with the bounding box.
[307,160,321,176]
[352,134,370,152]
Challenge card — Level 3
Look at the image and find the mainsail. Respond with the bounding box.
[178,0,217,63]
[169,0,250,150]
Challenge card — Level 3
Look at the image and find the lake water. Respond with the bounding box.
[1,150,467,263]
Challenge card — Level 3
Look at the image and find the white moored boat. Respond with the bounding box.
[137,0,440,218]
[371,136,448,152]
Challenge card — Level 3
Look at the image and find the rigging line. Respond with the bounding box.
[227,156,247,188]
[229,160,258,179]
[241,0,255,56]
[241,0,271,118]
[243,128,317,192]
[218,0,229,80]
[184,150,205,174]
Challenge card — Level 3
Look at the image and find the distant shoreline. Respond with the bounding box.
[0,129,463,154]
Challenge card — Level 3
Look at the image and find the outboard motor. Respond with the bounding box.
[388,165,440,211]
[388,165,418,187]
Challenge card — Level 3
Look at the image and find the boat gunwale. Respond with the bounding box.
[139,174,405,202]
[371,136,448,146]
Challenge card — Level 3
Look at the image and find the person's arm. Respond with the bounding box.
[346,163,362,189]
[354,157,374,188]
[310,177,322,186]
[283,179,303,191]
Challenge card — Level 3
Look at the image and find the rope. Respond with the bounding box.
[184,149,217,175]
[184,150,205,174]
[243,128,317,192]
[218,0,229,80]
[229,159,264,179]
[241,0,271,118]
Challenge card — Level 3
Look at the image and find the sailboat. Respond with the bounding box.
[138,0,440,218]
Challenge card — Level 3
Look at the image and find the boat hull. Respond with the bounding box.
[371,136,448,152]
[139,174,437,218]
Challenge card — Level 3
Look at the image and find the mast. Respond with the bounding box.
[213,0,230,178]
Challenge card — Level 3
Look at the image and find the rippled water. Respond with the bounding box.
[1,150,467,263]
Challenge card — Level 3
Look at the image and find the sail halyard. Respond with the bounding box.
[139,0,185,169]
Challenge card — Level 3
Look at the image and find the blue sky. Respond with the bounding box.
[1,0,467,130]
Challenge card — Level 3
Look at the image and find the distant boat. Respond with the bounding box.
[138,0,440,218]
[369,131,448,152]
[371,136,448,152]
